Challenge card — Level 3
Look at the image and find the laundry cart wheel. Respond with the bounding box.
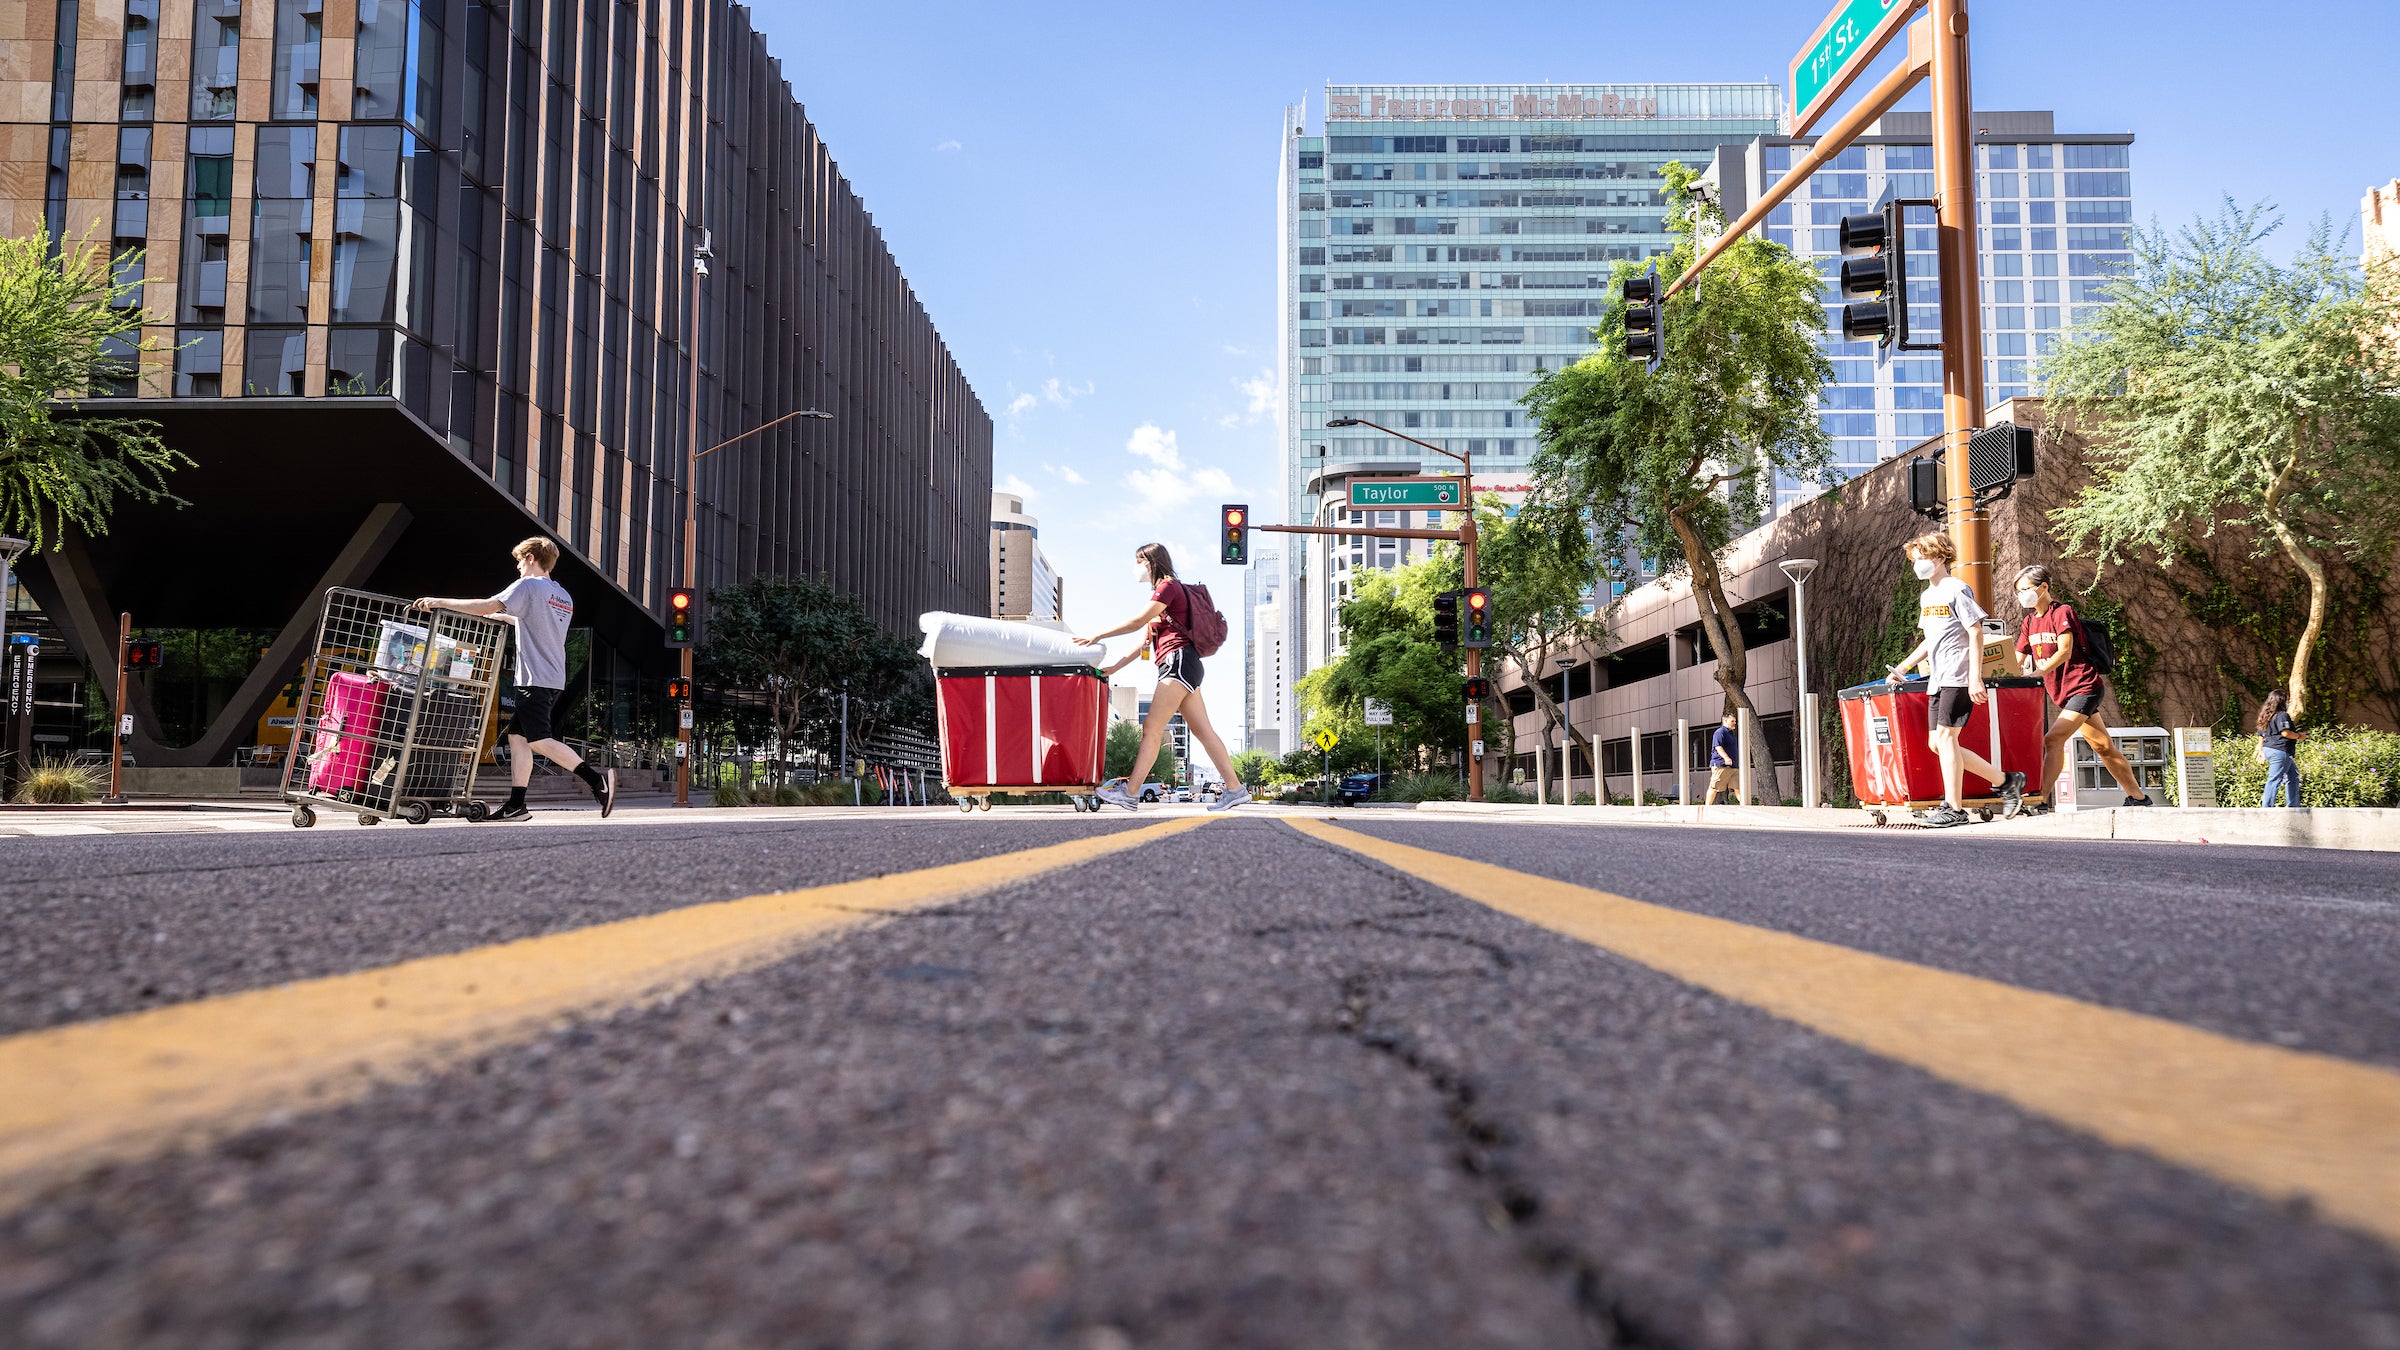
[291,805,316,829]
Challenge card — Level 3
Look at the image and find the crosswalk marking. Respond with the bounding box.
[1288,816,2400,1250]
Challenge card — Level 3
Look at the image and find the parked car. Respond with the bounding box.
[1139,782,1168,803]
[1170,785,1193,803]
[1338,772,1382,806]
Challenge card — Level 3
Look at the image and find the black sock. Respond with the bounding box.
[574,763,605,794]
[507,786,527,808]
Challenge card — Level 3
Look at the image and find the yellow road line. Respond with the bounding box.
[0,816,1213,1210]
[1287,817,2400,1248]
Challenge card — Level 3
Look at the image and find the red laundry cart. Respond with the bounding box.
[935,665,1111,812]
[1838,677,2048,822]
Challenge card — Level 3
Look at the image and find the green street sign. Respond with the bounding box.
[1789,0,1919,135]
[1348,477,1461,509]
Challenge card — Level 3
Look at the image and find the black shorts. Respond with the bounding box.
[1930,686,1975,728]
[1157,647,1203,690]
[2060,691,2104,717]
[504,685,560,742]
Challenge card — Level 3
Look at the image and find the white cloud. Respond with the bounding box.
[1126,466,1197,515]
[997,473,1038,500]
[1125,423,1184,471]
[1005,392,1039,418]
[1041,377,1093,407]
[1193,466,1234,493]
[1239,369,1277,418]
[933,139,962,153]
[1118,423,1236,521]
[1042,462,1087,485]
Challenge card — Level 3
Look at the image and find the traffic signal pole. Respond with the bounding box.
[108,611,130,804]
[1930,0,1992,606]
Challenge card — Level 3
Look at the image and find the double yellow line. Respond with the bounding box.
[6,812,2396,1254]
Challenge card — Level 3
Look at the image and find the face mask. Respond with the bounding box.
[2017,590,2040,608]
[1912,558,1938,580]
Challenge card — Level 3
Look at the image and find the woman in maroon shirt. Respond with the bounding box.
[1075,543,1247,811]
[2013,565,2153,808]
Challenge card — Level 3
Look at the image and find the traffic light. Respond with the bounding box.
[1462,676,1492,701]
[1461,587,1493,648]
[666,587,696,647]
[1220,504,1248,566]
[1837,200,1905,346]
[666,677,692,701]
[123,638,163,670]
[1620,264,1663,373]
[1432,589,1460,648]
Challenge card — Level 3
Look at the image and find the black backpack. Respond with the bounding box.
[2071,611,2117,676]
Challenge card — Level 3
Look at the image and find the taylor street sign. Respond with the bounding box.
[1349,477,1462,509]
[1788,0,1921,135]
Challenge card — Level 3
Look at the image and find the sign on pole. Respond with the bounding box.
[1788,0,1922,135]
[1311,728,1339,752]
[1348,477,1462,509]
[1363,698,1393,727]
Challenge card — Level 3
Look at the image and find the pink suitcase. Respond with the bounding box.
[309,671,389,797]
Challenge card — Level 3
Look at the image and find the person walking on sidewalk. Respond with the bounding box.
[1884,532,2024,827]
[2257,689,2304,808]
[414,537,615,821]
[1075,543,1248,812]
[2012,565,2153,810]
[1705,712,1740,805]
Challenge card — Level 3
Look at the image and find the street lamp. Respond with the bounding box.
[1556,654,1580,804]
[674,224,834,806]
[1777,556,1820,808]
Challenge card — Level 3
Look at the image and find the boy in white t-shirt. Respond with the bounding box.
[1883,532,2024,827]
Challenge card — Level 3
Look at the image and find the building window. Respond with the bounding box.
[249,126,315,325]
[174,328,223,397]
[189,0,240,120]
[328,326,393,395]
[179,126,234,326]
[271,0,323,117]
[246,328,306,395]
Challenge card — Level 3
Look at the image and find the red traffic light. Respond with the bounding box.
[669,589,692,610]
[666,587,697,648]
[1466,591,1488,610]
[1225,508,1244,526]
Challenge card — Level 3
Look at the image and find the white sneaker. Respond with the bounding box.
[1207,786,1252,812]
[1094,783,1140,811]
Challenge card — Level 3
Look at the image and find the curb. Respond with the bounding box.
[1404,800,2400,853]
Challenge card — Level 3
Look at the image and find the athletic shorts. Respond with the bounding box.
[1158,647,1204,690]
[2060,691,2104,718]
[504,685,561,742]
[1931,686,1976,729]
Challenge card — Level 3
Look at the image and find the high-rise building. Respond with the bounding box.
[1711,111,2135,511]
[1245,549,1284,756]
[2367,179,2400,270]
[990,492,1062,621]
[1275,83,1780,746]
[2,0,989,768]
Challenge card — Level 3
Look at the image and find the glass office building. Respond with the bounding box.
[1273,83,1781,747]
[1711,110,2135,511]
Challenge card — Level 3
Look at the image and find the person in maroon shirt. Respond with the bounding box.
[2013,565,2153,809]
[1075,543,1247,812]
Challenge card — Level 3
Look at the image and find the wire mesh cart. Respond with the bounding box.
[279,588,509,828]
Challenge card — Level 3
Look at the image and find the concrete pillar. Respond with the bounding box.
[1737,706,1755,807]
[1676,718,1690,805]
[1627,724,1642,806]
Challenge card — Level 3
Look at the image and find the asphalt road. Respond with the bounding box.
[3,810,2397,1349]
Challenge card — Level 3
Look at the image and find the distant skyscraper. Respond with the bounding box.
[989,492,1062,621]
[1275,83,1780,746]
[1247,550,1285,756]
[1711,110,2135,512]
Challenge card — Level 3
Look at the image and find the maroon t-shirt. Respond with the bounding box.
[1147,579,1191,658]
[2016,602,2104,705]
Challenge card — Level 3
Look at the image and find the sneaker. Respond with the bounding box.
[1998,771,2028,818]
[1094,783,1140,811]
[1207,785,1252,812]
[488,800,532,822]
[594,768,617,818]
[2122,792,2154,807]
[1919,805,1969,828]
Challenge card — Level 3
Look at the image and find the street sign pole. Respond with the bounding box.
[1930,0,1992,606]
[108,611,130,804]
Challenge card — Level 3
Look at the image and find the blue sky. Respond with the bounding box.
[743,0,2398,745]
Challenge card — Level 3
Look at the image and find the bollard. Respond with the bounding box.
[1737,707,1755,807]
[1627,724,1642,807]
[1676,718,1690,806]
[1800,693,1820,808]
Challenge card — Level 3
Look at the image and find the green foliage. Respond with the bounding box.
[1229,749,1279,788]
[1104,719,1176,786]
[1379,771,1466,803]
[9,754,103,804]
[710,780,749,808]
[2041,201,2400,718]
[1295,565,1467,766]
[699,574,931,775]
[2214,725,2400,809]
[0,229,188,550]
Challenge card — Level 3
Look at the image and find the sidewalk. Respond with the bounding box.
[1405,800,2400,853]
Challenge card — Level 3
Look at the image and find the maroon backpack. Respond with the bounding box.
[1172,582,1231,657]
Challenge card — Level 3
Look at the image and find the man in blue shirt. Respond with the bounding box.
[1707,712,1739,804]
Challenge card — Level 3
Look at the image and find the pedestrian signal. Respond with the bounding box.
[666,587,696,647]
[1620,265,1662,373]
[1432,589,1461,648]
[1220,504,1249,566]
[666,677,692,701]
[1462,676,1492,701]
[1461,587,1493,648]
[124,638,163,670]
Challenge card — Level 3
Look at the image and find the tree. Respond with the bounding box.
[844,628,937,763]
[0,229,187,550]
[2041,201,2400,719]
[698,574,877,782]
[1522,162,1832,794]
[1104,720,1176,788]
[1294,566,1466,772]
[1229,749,1279,788]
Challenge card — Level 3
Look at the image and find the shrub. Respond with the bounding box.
[1380,772,1465,803]
[1481,782,1535,804]
[772,784,805,806]
[10,755,102,804]
[711,781,749,808]
[2213,725,2400,808]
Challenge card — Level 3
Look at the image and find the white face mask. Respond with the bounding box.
[2017,589,2041,608]
[1912,558,1938,580]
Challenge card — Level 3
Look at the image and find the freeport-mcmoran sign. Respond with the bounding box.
[1328,91,1660,122]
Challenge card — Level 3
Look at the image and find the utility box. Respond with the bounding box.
[2174,727,2217,808]
[2070,726,2171,807]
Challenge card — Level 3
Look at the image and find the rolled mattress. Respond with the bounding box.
[918,611,1105,670]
